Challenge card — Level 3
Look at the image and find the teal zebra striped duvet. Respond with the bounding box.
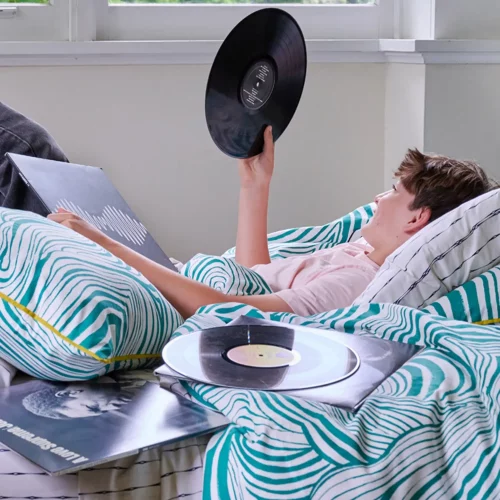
[0,208,182,380]
[169,302,500,499]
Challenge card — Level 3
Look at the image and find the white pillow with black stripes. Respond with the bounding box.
[354,189,500,309]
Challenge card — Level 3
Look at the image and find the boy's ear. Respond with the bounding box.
[407,207,431,233]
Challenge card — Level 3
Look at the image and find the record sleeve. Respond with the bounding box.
[0,377,228,476]
[158,316,423,412]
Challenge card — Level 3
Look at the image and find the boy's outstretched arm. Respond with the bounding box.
[48,209,292,319]
[102,238,291,319]
[235,125,274,268]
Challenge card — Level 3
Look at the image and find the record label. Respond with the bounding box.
[225,344,300,368]
[240,60,276,111]
[163,325,359,391]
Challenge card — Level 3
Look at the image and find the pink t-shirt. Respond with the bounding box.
[251,242,379,316]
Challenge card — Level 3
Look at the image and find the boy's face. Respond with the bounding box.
[361,181,420,252]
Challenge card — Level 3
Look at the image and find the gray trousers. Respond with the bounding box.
[0,102,68,215]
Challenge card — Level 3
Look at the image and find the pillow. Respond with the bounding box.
[222,203,375,261]
[0,208,182,381]
[354,189,500,308]
[423,263,500,325]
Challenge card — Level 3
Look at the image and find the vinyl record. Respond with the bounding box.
[162,324,359,391]
[205,8,307,159]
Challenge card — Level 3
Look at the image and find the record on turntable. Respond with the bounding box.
[162,324,359,391]
[205,8,307,159]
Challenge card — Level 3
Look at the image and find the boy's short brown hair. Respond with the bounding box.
[395,149,498,222]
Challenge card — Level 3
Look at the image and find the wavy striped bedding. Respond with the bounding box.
[0,204,374,499]
[0,208,182,381]
[2,201,500,498]
[166,299,500,499]
[169,200,500,498]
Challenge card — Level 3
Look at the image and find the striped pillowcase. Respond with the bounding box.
[0,208,182,381]
[354,189,500,309]
[423,264,500,325]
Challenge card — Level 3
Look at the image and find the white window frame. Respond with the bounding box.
[0,0,69,42]
[2,0,500,45]
[0,0,393,43]
[96,0,392,41]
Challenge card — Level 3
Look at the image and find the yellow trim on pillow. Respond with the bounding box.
[473,318,500,325]
[0,291,161,364]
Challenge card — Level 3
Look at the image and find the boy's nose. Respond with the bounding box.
[374,190,391,204]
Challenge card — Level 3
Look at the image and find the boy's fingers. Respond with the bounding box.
[47,214,67,222]
[48,213,78,223]
[263,126,274,155]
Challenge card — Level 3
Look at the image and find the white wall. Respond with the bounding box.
[424,65,500,181]
[384,63,426,187]
[434,0,500,40]
[397,0,500,40]
[0,63,386,261]
[383,62,500,192]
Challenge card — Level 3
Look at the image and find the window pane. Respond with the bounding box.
[109,0,374,4]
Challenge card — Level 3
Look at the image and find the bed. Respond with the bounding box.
[1,199,499,499]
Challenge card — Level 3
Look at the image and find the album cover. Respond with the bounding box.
[158,316,423,412]
[7,153,178,272]
[0,376,228,476]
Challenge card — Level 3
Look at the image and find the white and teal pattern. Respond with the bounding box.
[169,300,500,499]
[224,202,375,261]
[183,254,273,296]
[167,200,500,498]
[1,198,498,498]
[423,263,500,325]
[0,208,182,380]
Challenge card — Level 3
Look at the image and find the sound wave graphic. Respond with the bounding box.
[55,199,147,246]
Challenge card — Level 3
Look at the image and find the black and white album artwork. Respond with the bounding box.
[8,153,177,271]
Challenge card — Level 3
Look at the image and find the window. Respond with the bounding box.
[101,0,385,41]
[0,0,68,41]
[109,0,374,4]
[0,0,388,42]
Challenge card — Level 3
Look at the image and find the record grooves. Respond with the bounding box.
[205,8,307,159]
